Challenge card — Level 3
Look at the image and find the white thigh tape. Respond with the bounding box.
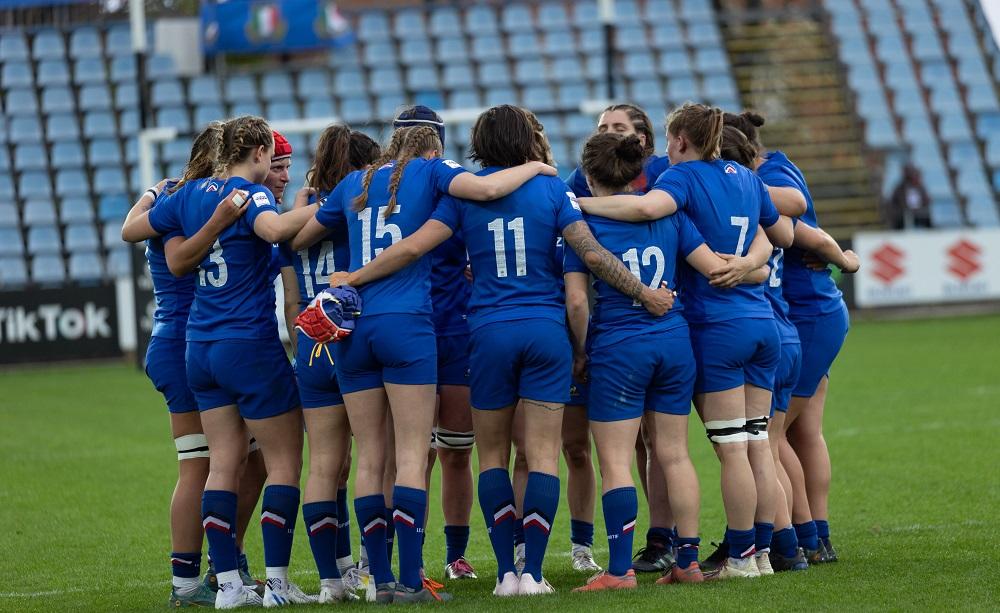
[175,433,209,460]
[434,427,475,450]
[705,418,748,444]
[248,437,259,453]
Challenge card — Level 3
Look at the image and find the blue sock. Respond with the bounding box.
[237,550,249,575]
[725,527,755,559]
[754,522,774,554]
[336,488,352,561]
[795,521,819,551]
[392,486,427,591]
[260,485,299,570]
[773,527,799,558]
[303,500,340,580]
[513,517,525,547]
[570,519,595,548]
[171,551,201,581]
[601,487,637,576]
[815,519,830,540]
[202,490,239,575]
[356,495,395,585]
[444,525,470,564]
[647,526,673,548]
[384,506,395,564]
[478,467,517,580]
[676,537,700,569]
[522,472,560,582]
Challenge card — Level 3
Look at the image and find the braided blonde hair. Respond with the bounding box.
[170,121,223,194]
[218,115,273,175]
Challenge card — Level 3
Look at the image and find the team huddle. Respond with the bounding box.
[121,100,860,608]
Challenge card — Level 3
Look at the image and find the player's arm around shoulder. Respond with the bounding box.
[794,223,860,273]
[253,186,318,244]
[338,219,454,289]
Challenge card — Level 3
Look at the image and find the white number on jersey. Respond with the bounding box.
[730,216,750,255]
[487,217,527,278]
[198,239,228,288]
[358,205,403,265]
[769,248,784,288]
[622,246,666,306]
[298,241,336,299]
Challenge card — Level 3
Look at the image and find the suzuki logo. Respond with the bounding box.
[947,239,981,281]
[871,243,905,284]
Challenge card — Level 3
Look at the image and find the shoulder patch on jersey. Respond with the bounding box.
[206,182,219,193]
[724,164,738,175]
[566,191,581,211]
[252,191,271,207]
[443,159,463,169]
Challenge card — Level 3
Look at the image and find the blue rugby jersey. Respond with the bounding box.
[565,154,671,197]
[764,247,800,344]
[431,170,583,331]
[756,150,843,316]
[148,176,280,341]
[315,158,466,316]
[283,189,351,313]
[564,211,702,350]
[430,234,472,336]
[146,180,195,339]
[652,159,779,324]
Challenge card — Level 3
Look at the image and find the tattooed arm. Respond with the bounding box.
[562,220,674,316]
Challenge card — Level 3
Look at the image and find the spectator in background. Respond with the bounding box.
[885,164,931,229]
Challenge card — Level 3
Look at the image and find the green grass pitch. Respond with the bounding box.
[3,314,999,611]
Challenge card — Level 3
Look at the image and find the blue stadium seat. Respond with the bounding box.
[0,32,29,62]
[37,59,70,87]
[224,75,257,104]
[557,82,591,109]
[694,48,729,74]
[9,116,43,143]
[399,39,434,66]
[328,45,361,69]
[515,59,548,86]
[894,93,927,117]
[161,140,190,165]
[680,0,714,21]
[393,9,426,38]
[448,89,481,109]
[79,84,112,112]
[369,67,403,94]
[46,113,80,142]
[482,86,516,107]
[651,23,684,51]
[564,113,595,138]
[105,24,133,56]
[0,203,18,228]
[667,75,700,102]
[0,256,28,287]
[414,91,444,110]
[406,65,439,90]
[109,55,136,83]
[523,86,557,112]
[629,77,664,109]
[376,94,406,119]
[624,52,656,78]
[69,27,102,58]
[659,50,693,77]
[501,4,533,33]
[703,74,738,103]
[579,28,606,54]
[571,1,599,28]
[930,199,964,227]
[32,254,66,284]
[230,101,262,117]
[152,78,185,108]
[0,146,7,173]
[429,7,461,37]
[98,195,129,222]
[32,30,65,60]
[929,88,963,114]
[538,3,569,30]
[551,56,583,84]
[147,54,176,78]
[442,63,474,90]
[947,33,981,59]
[106,247,131,277]
[986,135,1000,167]
[42,85,76,114]
[358,11,391,41]
[584,54,608,80]
[435,37,468,62]
[902,114,937,145]
[687,22,721,46]
[55,169,89,197]
[27,226,61,254]
[188,76,222,104]
[912,32,944,61]
[23,199,57,226]
[340,97,373,123]
[156,107,190,133]
[60,197,94,224]
[73,57,107,85]
[875,38,908,64]
[615,26,649,53]
[52,141,85,169]
[967,84,1000,113]
[83,112,118,140]
[645,0,677,23]
[94,168,127,195]
[5,88,38,116]
[947,141,980,168]
[304,98,336,118]
[2,61,34,89]
[267,101,299,121]
[364,42,396,67]
[957,56,992,86]
[296,68,331,98]
[939,113,972,141]
[543,29,576,56]
[478,61,512,88]
[471,35,505,62]
[509,32,541,59]
[65,225,100,253]
[0,228,24,256]
[333,68,366,97]
[610,0,642,25]
[69,252,104,282]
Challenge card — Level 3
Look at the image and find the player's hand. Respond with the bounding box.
[328,271,351,287]
[572,352,589,383]
[533,161,559,177]
[802,251,831,272]
[639,281,675,316]
[840,249,860,273]
[293,186,316,209]
[709,253,755,288]
[208,189,249,228]
[463,265,473,283]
